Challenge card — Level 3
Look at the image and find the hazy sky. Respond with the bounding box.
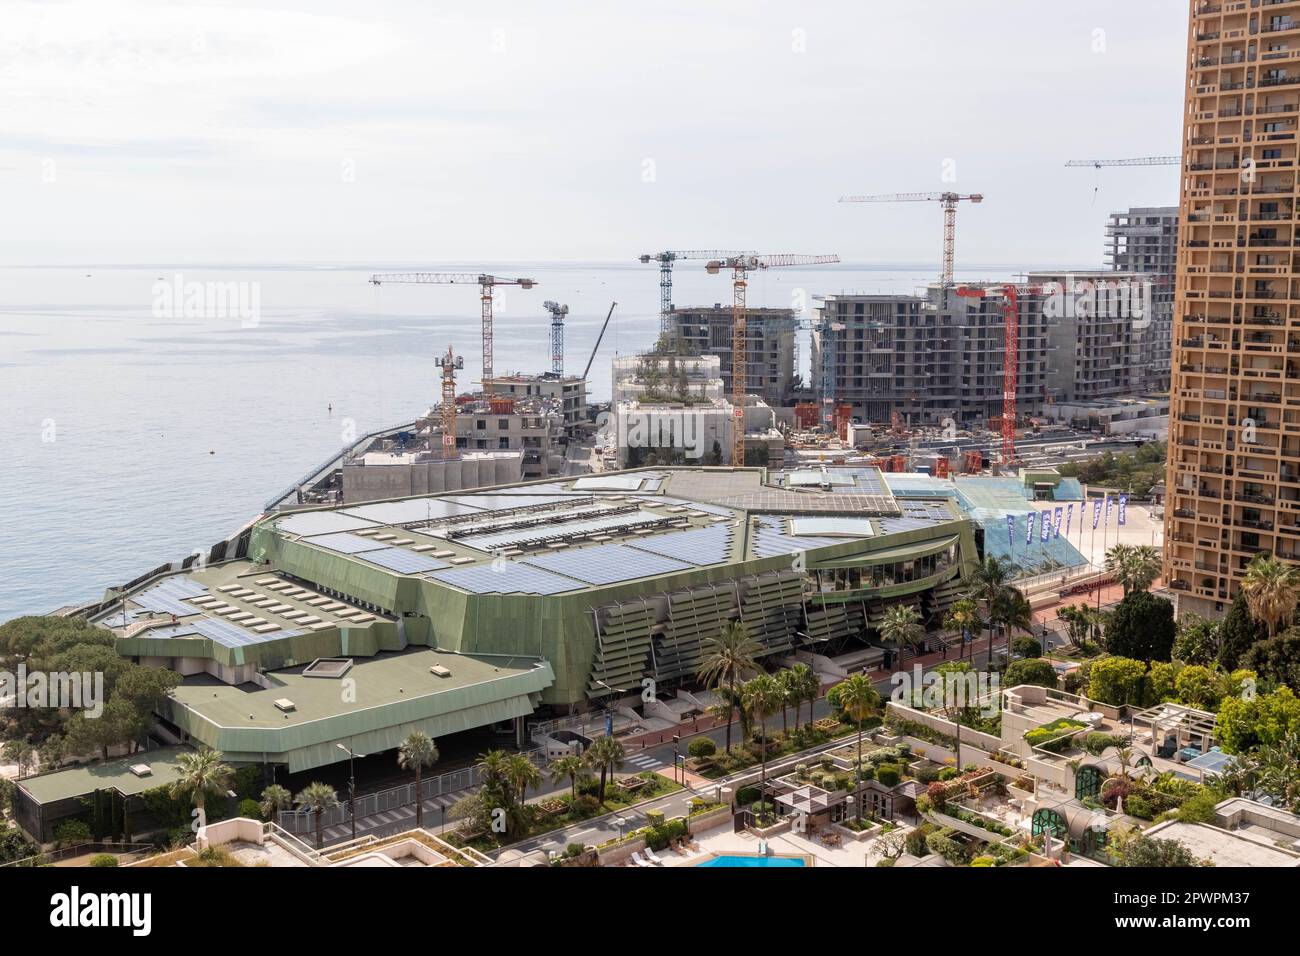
[1,0,1189,268]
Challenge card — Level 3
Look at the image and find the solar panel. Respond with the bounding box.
[129,618,306,648]
[458,509,669,552]
[303,532,391,555]
[359,547,450,574]
[522,543,691,585]
[130,576,209,617]
[631,496,735,517]
[277,511,378,536]
[572,474,648,491]
[442,493,582,512]
[749,516,840,558]
[626,524,734,566]
[428,563,583,595]
[341,498,484,525]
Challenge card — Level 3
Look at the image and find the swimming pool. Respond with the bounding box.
[698,855,805,868]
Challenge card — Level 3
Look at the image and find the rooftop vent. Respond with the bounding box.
[273,698,297,713]
[429,664,452,678]
[128,763,153,778]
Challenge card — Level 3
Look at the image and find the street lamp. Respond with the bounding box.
[336,742,367,842]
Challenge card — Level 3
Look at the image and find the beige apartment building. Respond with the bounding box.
[1166,0,1300,615]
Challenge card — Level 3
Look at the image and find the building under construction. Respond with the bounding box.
[1106,206,1178,392]
[667,305,798,406]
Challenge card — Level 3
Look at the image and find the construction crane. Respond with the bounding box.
[368,272,537,393]
[954,283,1044,467]
[704,254,840,464]
[638,250,746,346]
[434,346,464,459]
[582,302,618,381]
[1064,156,1181,168]
[838,192,983,288]
[543,301,568,375]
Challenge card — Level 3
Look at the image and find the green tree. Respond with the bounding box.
[1218,592,1269,670]
[1173,612,1220,666]
[1253,730,1300,811]
[2,740,34,779]
[1105,591,1176,663]
[1241,553,1300,639]
[831,674,881,821]
[1116,834,1206,867]
[968,556,1020,664]
[1003,658,1058,688]
[1173,664,1223,710]
[880,604,925,669]
[944,597,981,658]
[549,753,590,801]
[1087,656,1147,707]
[506,752,542,806]
[294,782,340,849]
[1217,687,1300,754]
[397,731,440,828]
[259,784,293,821]
[787,662,818,731]
[583,735,625,804]
[741,674,784,811]
[1106,544,1162,595]
[169,748,234,828]
[1058,603,1103,651]
[774,668,797,737]
[1241,630,1300,692]
[696,621,763,754]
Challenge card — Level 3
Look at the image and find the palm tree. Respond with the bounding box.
[832,674,881,821]
[584,735,625,804]
[742,674,784,811]
[787,662,816,730]
[1241,553,1300,638]
[549,753,589,800]
[398,731,440,828]
[1253,731,1300,810]
[295,781,340,849]
[169,747,234,829]
[944,597,980,659]
[996,587,1034,664]
[1105,543,1136,594]
[1127,546,1161,593]
[697,621,763,754]
[797,663,821,730]
[968,556,1018,664]
[880,604,925,668]
[506,752,542,806]
[775,669,796,737]
[259,784,293,822]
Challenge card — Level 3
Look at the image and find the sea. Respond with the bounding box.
[0,261,1016,620]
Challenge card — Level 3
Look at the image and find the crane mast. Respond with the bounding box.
[543,301,568,375]
[434,346,464,459]
[705,253,839,465]
[639,250,746,348]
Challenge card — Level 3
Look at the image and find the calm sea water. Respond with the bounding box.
[0,261,1002,619]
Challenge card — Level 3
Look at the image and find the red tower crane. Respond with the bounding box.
[705,253,840,465]
[369,272,537,393]
[954,283,1044,467]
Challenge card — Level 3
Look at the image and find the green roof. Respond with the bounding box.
[18,746,193,805]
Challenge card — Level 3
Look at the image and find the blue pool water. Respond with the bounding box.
[699,855,805,868]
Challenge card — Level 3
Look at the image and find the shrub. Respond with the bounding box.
[938,767,959,782]
[1003,658,1058,689]
[687,737,716,759]
[88,854,118,867]
[905,825,933,857]
[915,764,942,784]
[237,799,264,821]
[53,820,92,848]
[1082,733,1126,756]
[736,786,761,806]
[926,781,949,810]
[925,831,966,865]
[1012,636,1043,659]
[971,855,997,867]
[875,763,901,787]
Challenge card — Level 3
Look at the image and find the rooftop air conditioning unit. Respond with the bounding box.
[429,665,452,678]
[273,698,297,712]
[128,764,152,778]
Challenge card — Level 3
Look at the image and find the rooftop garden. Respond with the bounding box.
[1024,717,1088,753]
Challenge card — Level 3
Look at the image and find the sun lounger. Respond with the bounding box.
[644,847,665,864]
[631,852,655,867]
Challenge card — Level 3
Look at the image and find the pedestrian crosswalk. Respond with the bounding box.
[319,792,462,843]
[625,752,664,771]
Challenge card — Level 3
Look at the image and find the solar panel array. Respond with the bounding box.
[458,509,668,552]
[341,498,481,525]
[134,617,306,649]
[789,517,875,537]
[359,547,450,575]
[633,495,736,517]
[130,577,209,617]
[278,511,378,537]
[523,543,692,585]
[749,515,842,559]
[303,532,390,555]
[625,523,735,566]
[442,493,580,512]
[427,562,584,595]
